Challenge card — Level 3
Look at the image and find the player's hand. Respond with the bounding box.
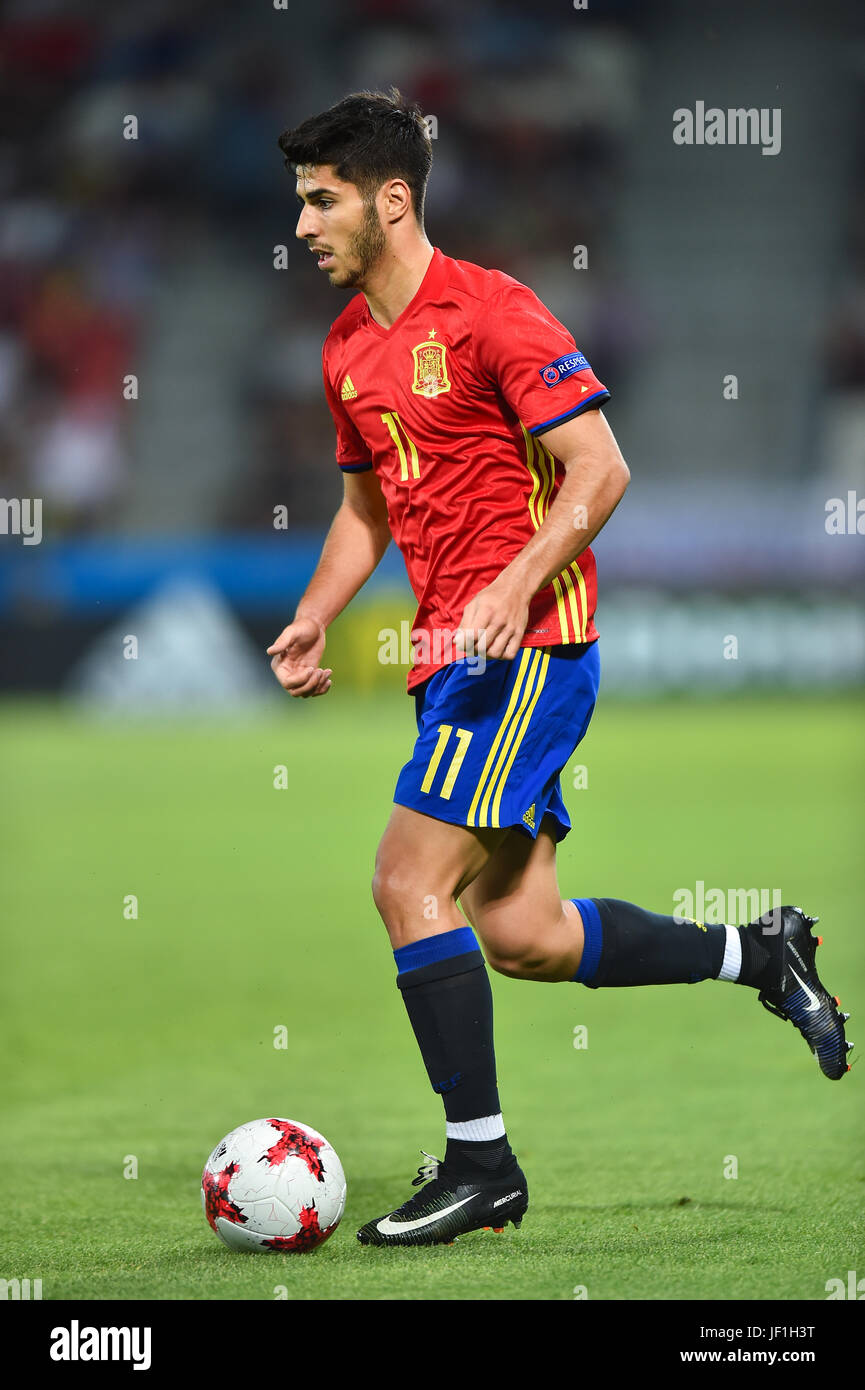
[455,579,529,661]
[266,616,332,698]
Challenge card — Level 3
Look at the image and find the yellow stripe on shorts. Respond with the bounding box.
[490,648,550,827]
[466,648,532,828]
[476,650,543,828]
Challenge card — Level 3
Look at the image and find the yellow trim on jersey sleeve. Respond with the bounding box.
[569,561,589,642]
[559,565,583,643]
[519,422,590,643]
[550,575,570,642]
[520,423,544,529]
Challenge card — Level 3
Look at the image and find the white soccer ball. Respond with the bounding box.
[201,1117,346,1252]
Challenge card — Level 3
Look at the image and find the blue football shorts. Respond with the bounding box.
[393,640,600,841]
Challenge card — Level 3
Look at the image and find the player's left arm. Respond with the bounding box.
[456,408,629,660]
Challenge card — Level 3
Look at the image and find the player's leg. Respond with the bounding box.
[461,822,852,1081]
[359,803,528,1246]
[358,639,618,1245]
[360,650,573,1247]
[371,803,509,1165]
[463,821,730,987]
[371,801,504,947]
[460,817,585,981]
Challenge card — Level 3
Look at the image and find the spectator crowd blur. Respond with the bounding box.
[0,0,650,537]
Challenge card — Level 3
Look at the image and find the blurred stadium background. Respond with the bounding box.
[2,0,865,1305]
[0,0,863,702]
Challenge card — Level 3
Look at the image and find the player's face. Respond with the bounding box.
[295,164,385,289]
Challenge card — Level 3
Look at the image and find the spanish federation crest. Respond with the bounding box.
[411,337,451,398]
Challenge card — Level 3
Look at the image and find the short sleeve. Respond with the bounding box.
[473,280,610,436]
[322,344,372,472]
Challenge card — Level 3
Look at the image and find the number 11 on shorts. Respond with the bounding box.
[420,724,474,800]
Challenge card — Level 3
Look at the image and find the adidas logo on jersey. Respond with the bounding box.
[341,375,357,401]
[522,804,536,830]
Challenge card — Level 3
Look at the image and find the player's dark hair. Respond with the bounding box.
[278,88,432,226]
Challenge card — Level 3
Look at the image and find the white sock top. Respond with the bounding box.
[717,923,742,982]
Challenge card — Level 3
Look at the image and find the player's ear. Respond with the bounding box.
[380,178,412,225]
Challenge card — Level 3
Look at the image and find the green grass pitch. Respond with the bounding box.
[1,691,863,1301]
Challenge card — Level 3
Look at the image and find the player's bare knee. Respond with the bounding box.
[371,830,396,904]
[371,849,423,935]
[370,862,403,928]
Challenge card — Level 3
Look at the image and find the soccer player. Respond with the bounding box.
[268,91,852,1247]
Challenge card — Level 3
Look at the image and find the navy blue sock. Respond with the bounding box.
[394,927,514,1177]
[571,898,727,987]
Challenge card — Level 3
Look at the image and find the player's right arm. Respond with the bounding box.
[267,469,390,698]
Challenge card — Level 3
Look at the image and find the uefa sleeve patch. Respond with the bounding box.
[539,352,591,387]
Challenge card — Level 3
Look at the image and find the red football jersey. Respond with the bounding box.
[321,246,610,690]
